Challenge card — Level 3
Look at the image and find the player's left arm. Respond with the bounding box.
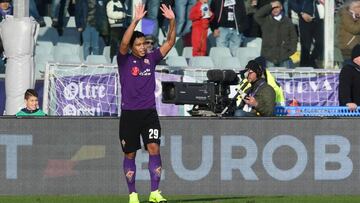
[159,4,176,57]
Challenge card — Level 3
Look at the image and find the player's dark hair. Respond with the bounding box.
[130,31,145,47]
[24,89,38,100]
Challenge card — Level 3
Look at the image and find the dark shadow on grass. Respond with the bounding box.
[161,195,286,203]
[165,196,244,203]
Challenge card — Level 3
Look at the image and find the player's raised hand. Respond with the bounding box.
[134,3,147,21]
[160,4,175,20]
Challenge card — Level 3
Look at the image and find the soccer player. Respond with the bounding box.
[117,3,175,203]
[16,89,46,116]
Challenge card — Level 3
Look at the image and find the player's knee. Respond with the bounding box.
[147,143,160,155]
[124,152,136,159]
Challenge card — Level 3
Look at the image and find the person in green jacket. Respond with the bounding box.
[236,56,286,107]
[16,89,46,116]
[234,60,276,116]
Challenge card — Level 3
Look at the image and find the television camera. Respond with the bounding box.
[162,69,245,116]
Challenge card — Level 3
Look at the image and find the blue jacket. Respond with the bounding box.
[289,0,321,20]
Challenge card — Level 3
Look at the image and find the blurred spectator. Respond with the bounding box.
[336,0,360,60]
[254,0,297,68]
[0,0,12,21]
[0,0,12,74]
[210,0,248,55]
[189,0,213,56]
[30,0,45,27]
[50,0,70,27]
[0,35,4,74]
[175,0,196,36]
[244,0,287,38]
[50,0,68,35]
[339,44,360,111]
[107,0,130,61]
[144,35,158,53]
[335,0,346,13]
[144,0,160,40]
[289,0,324,68]
[75,0,108,60]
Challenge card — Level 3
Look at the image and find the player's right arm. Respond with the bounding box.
[119,4,147,55]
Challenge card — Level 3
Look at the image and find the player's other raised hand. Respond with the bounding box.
[160,4,175,20]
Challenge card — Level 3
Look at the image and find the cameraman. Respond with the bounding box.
[234,60,276,117]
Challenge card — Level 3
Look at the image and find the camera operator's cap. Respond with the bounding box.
[245,60,264,77]
[254,56,267,70]
[352,44,360,60]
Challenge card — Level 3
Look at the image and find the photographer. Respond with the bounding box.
[234,60,276,117]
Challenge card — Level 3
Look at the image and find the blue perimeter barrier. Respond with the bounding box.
[275,106,360,117]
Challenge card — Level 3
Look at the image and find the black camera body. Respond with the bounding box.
[162,69,239,116]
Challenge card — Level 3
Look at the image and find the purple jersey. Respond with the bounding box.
[117,48,163,110]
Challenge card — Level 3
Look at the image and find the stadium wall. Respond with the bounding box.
[0,117,359,195]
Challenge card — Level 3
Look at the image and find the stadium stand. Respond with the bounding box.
[165,56,188,67]
[182,46,193,58]
[37,27,59,44]
[65,16,76,28]
[188,56,215,68]
[43,16,52,27]
[85,55,109,64]
[214,57,242,69]
[235,47,261,67]
[165,47,179,57]
[102,46,111,63]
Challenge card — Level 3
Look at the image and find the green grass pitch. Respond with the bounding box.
[0,195,360,203]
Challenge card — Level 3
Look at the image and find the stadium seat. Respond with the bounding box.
[182,47,193,58]
[102,46,111,62]
[66,16,76,27]
[209,47,232,66]
[209,47,232,58]
[235,47,261,67]
[244,37,262,49]
[188,56,215,68]
[43,16,52,27]
[165,47,179,57]
[35,53,55,79]
[85,55,109,64]
[158,29,166,44]
[166,56,188,67]
[54,44,82,62]
[214,57,241,69]
[112,55,117,64]
[35,41,54,55]
[57,54,82,63]
[38,27,59,44]
[62,28,79,38]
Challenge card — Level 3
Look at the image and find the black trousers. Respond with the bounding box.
[299,18,324,68]
[110,27,127,62]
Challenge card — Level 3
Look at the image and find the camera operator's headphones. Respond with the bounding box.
[245,60,264,78]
